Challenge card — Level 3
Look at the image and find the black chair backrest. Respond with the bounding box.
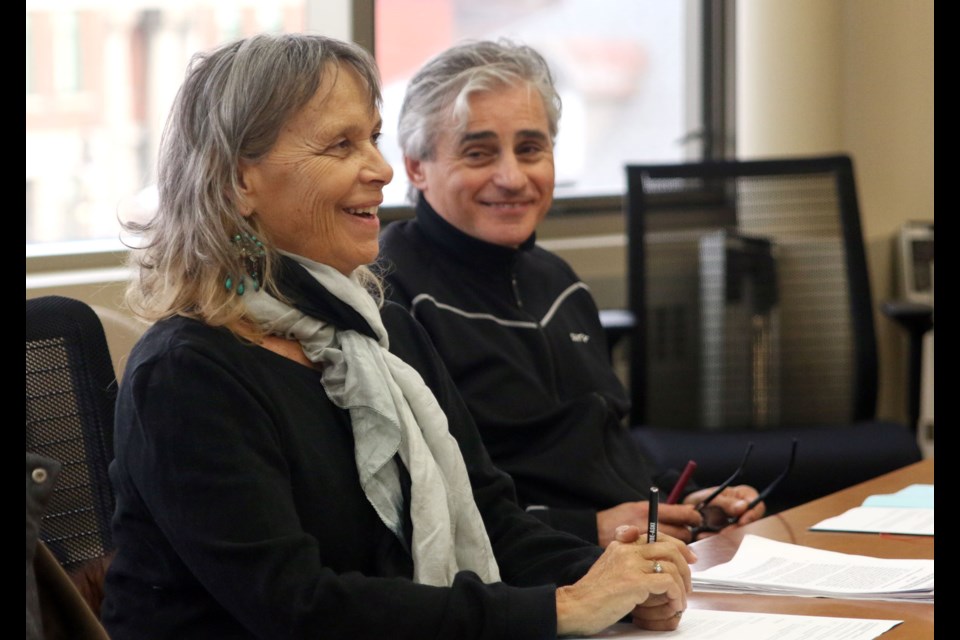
[26,295,117,571]
[625,155,877,430]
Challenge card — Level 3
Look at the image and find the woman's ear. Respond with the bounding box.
[236,162,256,217]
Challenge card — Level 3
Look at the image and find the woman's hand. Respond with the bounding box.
[597,502,703,547]
[555,528,696,637]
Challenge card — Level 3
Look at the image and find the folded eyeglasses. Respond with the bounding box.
[691,439,798,538]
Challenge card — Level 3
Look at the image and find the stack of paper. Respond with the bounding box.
[810,484,934,535]
[691,535,934,602]
[862,484,934,508]
[583,610,901,640]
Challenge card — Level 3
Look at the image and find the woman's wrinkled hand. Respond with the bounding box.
[555,528,696,637]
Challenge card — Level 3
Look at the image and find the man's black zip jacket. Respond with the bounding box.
[378,196,681,544]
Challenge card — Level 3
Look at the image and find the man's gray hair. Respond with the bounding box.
[397,39,561,203]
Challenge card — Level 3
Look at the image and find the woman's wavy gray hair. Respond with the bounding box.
[123,33,383,330]
[397,39,561,204]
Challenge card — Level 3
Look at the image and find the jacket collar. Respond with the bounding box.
[415,194,536,272]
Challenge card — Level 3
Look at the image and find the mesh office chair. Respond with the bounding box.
[622,155,921,513]
[26,295,118,574]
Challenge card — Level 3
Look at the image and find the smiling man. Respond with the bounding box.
[378,39,765,549]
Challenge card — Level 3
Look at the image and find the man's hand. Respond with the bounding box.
[683,484,765,538]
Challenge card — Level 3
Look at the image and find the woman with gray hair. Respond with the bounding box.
[102,33,693,640]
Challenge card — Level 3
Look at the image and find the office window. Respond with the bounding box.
[52,12,83,94]
[26,15,35,95]
[372,0,693,207]
[26,0,717,249]
[25,1,308,248]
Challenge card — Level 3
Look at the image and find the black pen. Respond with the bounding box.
[647,486,659,543]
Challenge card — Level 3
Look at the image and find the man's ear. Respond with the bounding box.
[404,156,428,192]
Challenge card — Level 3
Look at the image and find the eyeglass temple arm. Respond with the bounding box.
[694,442,754,511]
[745,438,799,511]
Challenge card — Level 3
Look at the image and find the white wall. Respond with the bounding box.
[736,0,934,424]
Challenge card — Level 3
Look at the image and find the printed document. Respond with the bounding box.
[811,484,934,535]
[810,506,933,535]
[690,535,933,602]
[580,609,901,639]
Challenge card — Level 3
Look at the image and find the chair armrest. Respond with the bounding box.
[599,309,637,357]
[881,299,933,333]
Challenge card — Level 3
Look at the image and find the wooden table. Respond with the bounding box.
[688,458,934,639]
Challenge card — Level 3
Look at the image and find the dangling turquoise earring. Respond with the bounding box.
[225,232,266,296]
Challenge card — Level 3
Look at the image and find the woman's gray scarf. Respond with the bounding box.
[244,252,500,586]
